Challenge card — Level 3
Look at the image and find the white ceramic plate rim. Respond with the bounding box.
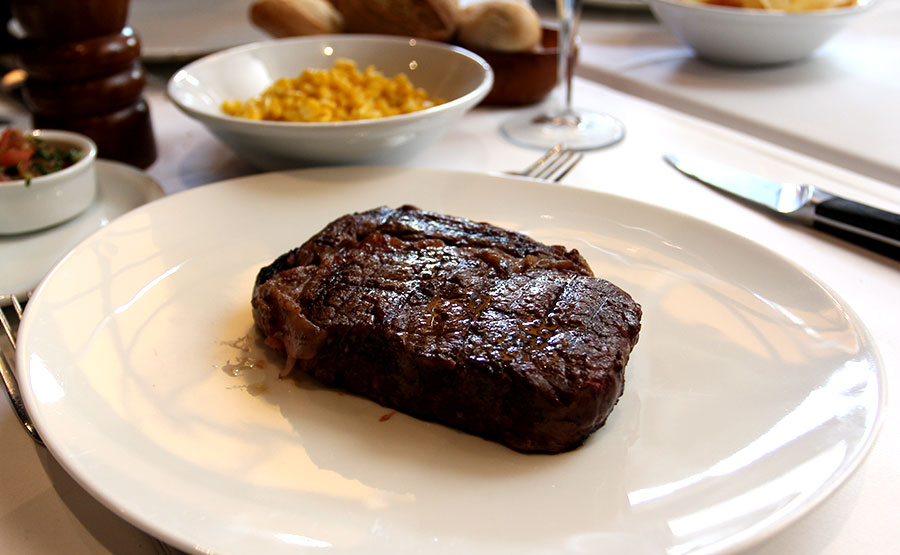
[17,167,885,554]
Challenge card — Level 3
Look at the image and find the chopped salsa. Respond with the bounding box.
[0,128,84,185]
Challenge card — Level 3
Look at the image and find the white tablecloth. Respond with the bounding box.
[575,0,900,185]
[1,7,898,553]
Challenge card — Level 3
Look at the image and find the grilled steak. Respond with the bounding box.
[252,205,642,453]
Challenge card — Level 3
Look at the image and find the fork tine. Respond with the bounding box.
[510,144,584,182]
[1,294,43,444]
[518,144,565,177]
[1,301,16,351]
[556,150,584,182]
[2,293,25,349]
[12,294,23,319]
[532,149,583,182]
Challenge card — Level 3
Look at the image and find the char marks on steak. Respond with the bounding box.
[252,205,641,453]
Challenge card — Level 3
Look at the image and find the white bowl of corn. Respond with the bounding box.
[168,35,493,169]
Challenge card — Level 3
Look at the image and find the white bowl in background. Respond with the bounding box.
[648,0,875,66]
[0,129,98,235]
[167,35,493,170]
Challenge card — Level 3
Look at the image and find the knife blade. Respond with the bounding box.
[663,153,900,261]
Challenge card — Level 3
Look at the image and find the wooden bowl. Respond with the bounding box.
[472,25,576,106]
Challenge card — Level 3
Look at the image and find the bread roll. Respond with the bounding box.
[250,0,343,37]
[456,1,542,53]
[329,0,459,41]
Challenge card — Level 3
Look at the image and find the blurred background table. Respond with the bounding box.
[571,0,900,185]
[1,1,899,554]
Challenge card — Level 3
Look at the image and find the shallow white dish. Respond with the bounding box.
[648,0,875,65]
[586,0,649,10]
[0,129,97,234]
[18,168,883,554]
[1,160,163,304]
[129,0,268,61]
[168,36,493,170]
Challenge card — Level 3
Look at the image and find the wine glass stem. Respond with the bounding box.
[557,0,582,117]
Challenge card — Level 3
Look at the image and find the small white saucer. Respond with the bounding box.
[1,160,164,305]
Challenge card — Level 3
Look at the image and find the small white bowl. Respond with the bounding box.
[0,130,98,234]
[648,0,875,66]
[168,35,493,169]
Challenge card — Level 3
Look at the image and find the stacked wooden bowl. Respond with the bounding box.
[11,0,156,168]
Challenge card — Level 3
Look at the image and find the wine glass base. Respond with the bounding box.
[500,110,625,151]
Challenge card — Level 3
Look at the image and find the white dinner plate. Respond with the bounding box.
[129,0,268,62]
[17,168,883,554]
[1,160,163,305]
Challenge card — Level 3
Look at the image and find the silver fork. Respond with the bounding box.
[508,144,584,182]
[1,294,43,445]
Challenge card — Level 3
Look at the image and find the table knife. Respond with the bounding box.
[663,153,900,261]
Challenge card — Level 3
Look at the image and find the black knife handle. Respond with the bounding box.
[813,197,900,261]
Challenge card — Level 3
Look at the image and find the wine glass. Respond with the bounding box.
[500,0,624,150]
